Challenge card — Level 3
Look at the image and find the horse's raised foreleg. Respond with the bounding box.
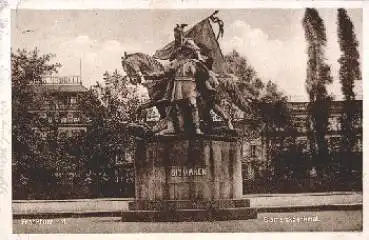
[188,97,203,135]
[212,103,234,130]
[137,100,167,119]
[155,106,176,135]
[137,100,156,114]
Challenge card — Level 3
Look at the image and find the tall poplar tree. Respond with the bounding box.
[302,8,333,174]
[337,8,361,155]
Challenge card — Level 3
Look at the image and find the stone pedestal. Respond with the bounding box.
[121,135,257,221]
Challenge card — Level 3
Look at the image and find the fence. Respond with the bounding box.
[242,152,362,194]
[12,164,135,200]
[13,155,362,200]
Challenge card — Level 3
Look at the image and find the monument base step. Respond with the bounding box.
[129,199,250,211]
[121,207,257,222]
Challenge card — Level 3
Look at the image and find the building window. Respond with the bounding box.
[242,142,248,158]
[67,112,74,123]
[329,137,341,152]
[242,164,255,181]
[125,151,133,163]
[328,117,341,132]
[66,130,73,138]
[250,145,256,158]
[353,117,362,129]
[115,152,125,165]
[293,119,306,133]
[60,97,69,106]
[59,131,67,138]
[40,112,47,119]
[296,136,309,153]
[353,137,362,152]
[70,97,77,105]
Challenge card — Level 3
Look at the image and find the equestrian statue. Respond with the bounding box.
[122,19,253,136]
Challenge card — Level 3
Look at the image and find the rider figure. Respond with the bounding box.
[145,23,232,135]
[168,23,233,133]
[168,24,204,134]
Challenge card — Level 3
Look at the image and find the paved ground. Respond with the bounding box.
[12,192,363,215]
[13,210,362,233]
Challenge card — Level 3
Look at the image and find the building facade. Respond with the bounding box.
[287,100,362,154]
[241,99,363,193]
[28,75,89,138]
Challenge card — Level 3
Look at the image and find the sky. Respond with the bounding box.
[11,9,362,101]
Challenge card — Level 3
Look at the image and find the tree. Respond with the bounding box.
[302,8,333,174]
[12,48,62,148]
[12,48,93,199]
[258,80,291,162]
[225,50,264,100]
[337,8,361,156]
[12,48,63,199]
[96,70,142,123]
[77,69,141,197]
[224,50,297,192]
[224,50,290,142]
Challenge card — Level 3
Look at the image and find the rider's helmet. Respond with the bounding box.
[170,23,205,62]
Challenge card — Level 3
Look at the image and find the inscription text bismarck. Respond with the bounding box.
[170,167,207,177]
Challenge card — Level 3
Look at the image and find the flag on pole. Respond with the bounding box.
[153,15,228,74]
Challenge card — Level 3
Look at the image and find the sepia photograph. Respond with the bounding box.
[9,6,363,233]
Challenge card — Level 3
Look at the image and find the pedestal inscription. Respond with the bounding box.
[170,167,207,177]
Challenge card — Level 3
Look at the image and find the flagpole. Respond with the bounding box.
[194,10,217,27]
[209,10,219,20]
[79,58,82,85]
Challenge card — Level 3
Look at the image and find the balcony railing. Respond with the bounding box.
[36,75,82,85]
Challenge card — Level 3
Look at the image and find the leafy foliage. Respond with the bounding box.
[224,49,291,143]
[12,48,65,199]
[224,50,298,189]
[224,50,264,100]
[11,49,137,199]
[76,69,142,197]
